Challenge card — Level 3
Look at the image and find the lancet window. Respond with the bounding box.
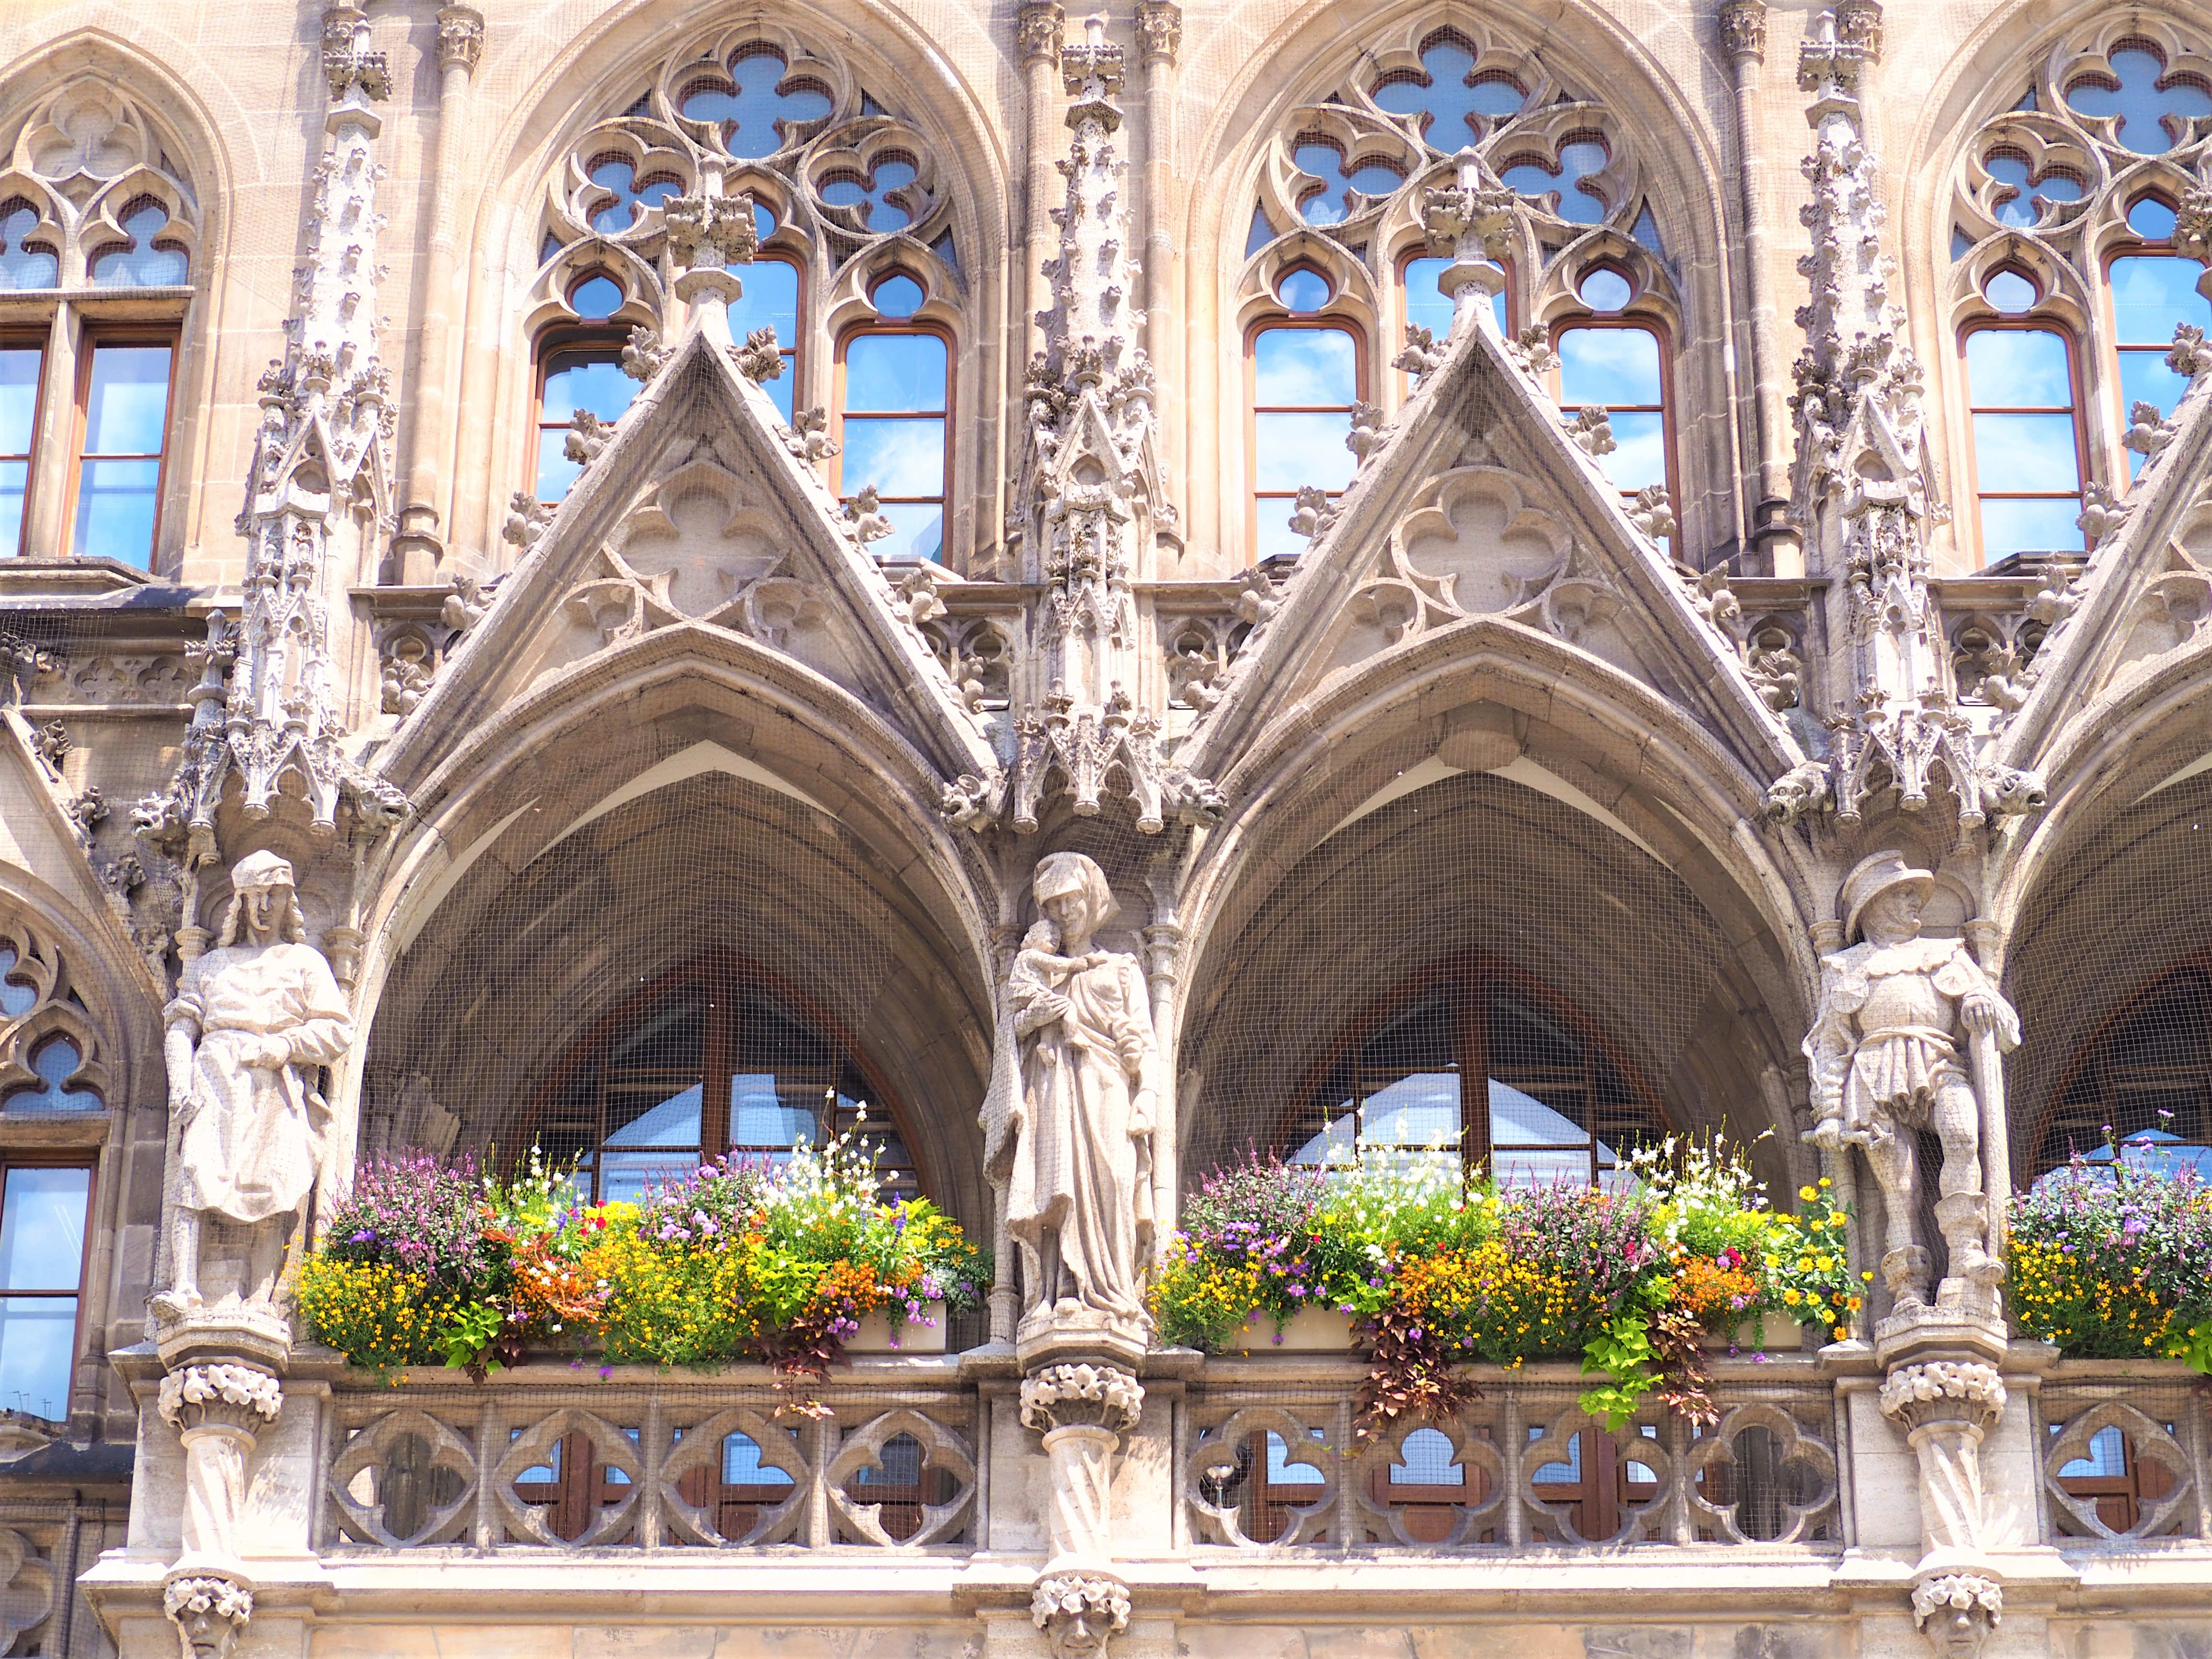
[1248,268,1361,562]
[1280,961,1669,1189]
[531,28,961,541]
[0,80,197,565]
[1553,266,1672,528]
[1949,22,2212,551]
[1241,22,1682,561]
[831,273,950,561]
[519,957,918,1207]
[2032,952,2212,1178]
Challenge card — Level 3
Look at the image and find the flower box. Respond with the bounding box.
[1231,1306,1357,1353]
[848,1302,949,1354]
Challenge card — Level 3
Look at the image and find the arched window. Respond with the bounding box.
[2033,952,2212,1177]
[1555,295,1671,530]
[2107,196,2212,477]
[0,342,42,557]
[732,252,802,424]
[523,957,917,1206]
[70,336,176,567]
[1249,267,1360,562]
[1280,961,1668,1188]
[89,197,188,288]
[832,273,947,561]
[1962,272,2086,558]
[533,273,637,504]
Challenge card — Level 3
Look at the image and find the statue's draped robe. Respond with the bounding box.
[172,941,354,1224]
[1005,950,1156,1324]
[1805,936,2017,1132]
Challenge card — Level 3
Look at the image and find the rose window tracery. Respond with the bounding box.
[0,80,197,291]
[534,27,955,329]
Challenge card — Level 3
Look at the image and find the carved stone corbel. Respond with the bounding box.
[1032,1570,1132,1659]
[1020,1362,1143,1566]
[1912,1571,2001,1659]
[164,1572,253,1659]
[1878,1359,2006,1558]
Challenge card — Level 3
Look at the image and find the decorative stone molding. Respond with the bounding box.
[1018,4,1067,66]
[1718,0,1767,64]
[1134,2,1181,67]
[158,1364,283,1434]
[1033,1571,1131,1659]
[1879,1360,2007,1429]
[1020,1362,1144,1434]
[164,1573,252,1659]
[1913,1573,2000,1659]
[434,5,484,74]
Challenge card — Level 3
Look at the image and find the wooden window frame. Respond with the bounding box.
[1549,315,1678,529]
[0,1154,95,1426]
[1958,317,2090,563]
[829,318,954,544]
[0,331,48,558]
[743,251,806,391]
[2101,228,2200,476]
[1244,314,1366,566]
[65,326,179,568]
[532,326,630,505]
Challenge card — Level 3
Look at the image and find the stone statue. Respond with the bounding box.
[154,851,355,1320]
[1805,852,2019,1311]
[1003,852,1158,1343]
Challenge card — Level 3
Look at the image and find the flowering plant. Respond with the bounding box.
[2008,1132,2212,1368]
[1149,1136,1856,1437]
[298,1129,987,1385]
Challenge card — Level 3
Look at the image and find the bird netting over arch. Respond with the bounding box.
[359,768,994,1233]
[1177,765,1784,1197]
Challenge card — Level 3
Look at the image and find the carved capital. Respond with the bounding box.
[165,1573,252,1659]
[1018,3,1066,66]
[1719,0,1767,64]
[159,1363,283,1436]
[1135,1,1182,66]
[1835,0,1884,59]
[1879,1359,2006,1431]
[435,6,485,74]
[1021,1362,1143,1434]
[321,8,390,101]
[1033,1573,1131,1659]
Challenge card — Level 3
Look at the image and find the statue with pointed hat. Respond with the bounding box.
[1003,852,1158,1348]
[1805,852,2019,1314]
[153,851,355,1322]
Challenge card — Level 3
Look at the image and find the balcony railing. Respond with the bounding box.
[320,1358,979,1552]
[2036,1358,2212,1546]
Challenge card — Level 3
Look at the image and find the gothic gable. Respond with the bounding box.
[1183,318,1801,787]
[381,327,996,788]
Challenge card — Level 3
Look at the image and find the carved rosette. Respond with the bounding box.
[1033,1572,1131,1659]
[1718,0,1767,64]
[164,1573,253,1659]
[1020,1362,1144,1434]
[158,1363,284,1436]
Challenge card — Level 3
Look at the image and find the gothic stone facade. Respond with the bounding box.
[2,0,2212,1656]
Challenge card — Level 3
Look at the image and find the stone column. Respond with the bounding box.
[1879,1358,2007,1560]
[1718,0,1799,574]
[1021,1361,1143,1657]
[391,5,484,580]
[1135,3,1181,497]
[1141,918,1183,1238]
[156,1361,283,1657]
[1017,4,1065,364]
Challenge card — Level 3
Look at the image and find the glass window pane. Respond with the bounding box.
[1965,330,2071,408]
[0,1168,87,1291]
[1402,257,1455,344]
[1391,1427,1466,1486]
[1558,327,1661,406]
[1359,1073,1461,1150]
[0,203,58,291]
[0,460,23,557]
[840,417,944,498]
[843,334,947,413]
[731,1074,819,1149]
[604,1084,703,1149]
[1254,512,1313,564]
[0,347,37,455]
[1489,1079,1590,1148]
[2129,196,2180,239]
[536,427,581,502]
[0,1297,75,1421]
[1973,411,2081,490]
[83,346,172,454]
[72,458,161,566]
[541,354,635,424]
[1495,1149,1592,1187]
[724,1431,796,1486]
[868,501,943,562]
[2111,255,2209,344]
[1600,410,1668,492]
[1980,494,2085,556]
[1254,410,1355,493]
[2064,48,2212,156]
[1253,328,1356,406]
[732,259,801,343]
[2120,348,2191,422]
[762,364,796,425]
[91,204,188,287]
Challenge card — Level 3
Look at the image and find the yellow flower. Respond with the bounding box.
[1832,1325,1849,1340]
[1815,1255,1834,1272]
[1861,1270,1875,1282]
[1783,1288,1802,1305]
[1799,1185,1818,1202]
[1818,1178,1832,1188]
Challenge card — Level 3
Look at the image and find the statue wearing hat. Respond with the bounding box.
[153,851,355,1320]
[1805,852,2019,1312]
[1000,852,1159,1345]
